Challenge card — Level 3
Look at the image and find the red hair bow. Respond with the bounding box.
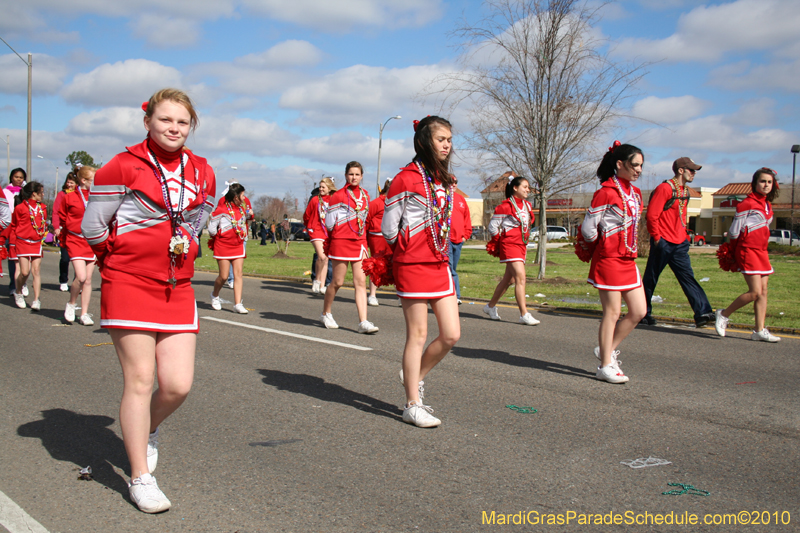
[141,101,148,112]
[413,115,431,132]
[608,140,621,153]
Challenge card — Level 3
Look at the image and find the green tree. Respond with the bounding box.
[64,151,98,169]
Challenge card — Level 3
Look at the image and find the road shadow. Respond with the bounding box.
[17,408,130,497]
[450,346,597,380]
[257,369,402,422]
[635,323,727,339]
[260,311,320,328]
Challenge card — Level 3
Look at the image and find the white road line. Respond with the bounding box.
[0,490,49,533]
[200,316,373,351]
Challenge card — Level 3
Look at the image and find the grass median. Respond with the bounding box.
[196,237,800,330]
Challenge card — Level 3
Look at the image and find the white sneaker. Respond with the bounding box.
[714,309,729,337]
[223,280,234,289]
[21,285,28,297]
[483,304,501,320]
[128,473,171,513]
[9,288,16,296]
[596,363,629,384]
[79,314,94,326]
[311,280,320,294]
[367,295,379,307]
[210,293,222,311]
[751,328,780,343]
[398,369,425,401]
[14,294,25,309]
[358,320,379,334]
[519,312,540,325]
[233,303,248,314]
[59,283,69,292]
[593,346,621,364]
[321,313,338,329]
[30,299,41,311]
[65,302,76,323]
[457,299,462,305]
[147,428,159,473]
[403,401,441,428]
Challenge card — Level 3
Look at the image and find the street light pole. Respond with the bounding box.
[0,37,32,178]
[37,155,58,198]
[376,115,401,196]
[791,145,799,246]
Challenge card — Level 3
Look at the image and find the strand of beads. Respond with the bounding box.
[612,176,641,255]
[346,186,367,236]
[29,201,47,237]
[415,161,454,256]
[227,202,247,241]
[509,197,531,245]
[670,177,688,231]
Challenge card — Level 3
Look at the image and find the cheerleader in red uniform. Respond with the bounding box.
[321,161,378,333]
[208,183,249,314]
[484,176,540,326]
[580,142,647,384]
[382,116,460,428]
[366,178,392,306]
[81,88,216,513]
[10,181,47,310]
[55,165,97,325]
[715,168,781,342]
[303,177,336,294]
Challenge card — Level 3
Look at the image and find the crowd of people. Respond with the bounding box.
[0,87,786,513]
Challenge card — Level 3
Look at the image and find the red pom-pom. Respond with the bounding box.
[0,247,6,261]
[716,242,737,272]
[573,224,595,263]
[362,251,395,287]
[486,237,500,258]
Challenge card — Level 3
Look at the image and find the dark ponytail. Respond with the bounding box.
[225,183,245,203]
[18,181,44,205]
[596,143,644,182]
[505,176,530,199]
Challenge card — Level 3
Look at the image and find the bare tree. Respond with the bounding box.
[427,0,645,278]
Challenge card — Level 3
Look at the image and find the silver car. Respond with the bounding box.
[528,225,570,244]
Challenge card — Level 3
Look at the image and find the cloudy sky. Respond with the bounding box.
[1,0,798,200]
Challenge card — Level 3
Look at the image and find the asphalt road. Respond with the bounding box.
[1,251,798,532]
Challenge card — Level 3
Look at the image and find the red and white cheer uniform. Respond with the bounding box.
[367,194,391,256]
[489,197,533,263]
[82,139,216,332]
[303,194,329,243]
[728,192,773,275]
[325,184,370,261]
[581,178,643,291]
[382,162,455,299]
[57,188,96,262]
[10,199,48,258]
[208,201,248,260]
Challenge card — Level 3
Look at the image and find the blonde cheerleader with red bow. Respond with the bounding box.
[321,161,378,333]
[483,176,540,326]
[82,88,216,513]
[10,181,47,310]
[55,165,98,325]
[580,142,647,384]
[381,116,461,428]
[714,168,781,342]
[303,176,336,294]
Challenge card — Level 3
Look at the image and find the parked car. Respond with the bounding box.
[768,229,800,246]
[687,230,708,246]
[529,226,570,242]
[289,222,310,241]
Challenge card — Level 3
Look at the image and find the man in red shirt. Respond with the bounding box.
[448,191,472,304]
[641,157,714,327]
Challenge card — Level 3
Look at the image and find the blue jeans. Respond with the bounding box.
[59,246,70,284]
[642,238,712,320]
[448,240,463,298]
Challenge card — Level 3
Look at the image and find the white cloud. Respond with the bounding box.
[129,14,202,48]
[241,0,442,31]
[632,95,711,124]
[235,41,322,69]
[709,58,800,93]
[66,107,145,139]
[0,53,68,95]
[726,98,777,127]
[61,59,184,106]
[638,115,796,154]
[614,0,800,63]
[279,64,450,126]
